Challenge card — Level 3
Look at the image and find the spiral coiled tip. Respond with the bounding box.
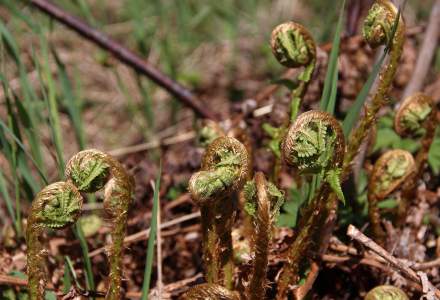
[30,181,83,229]
[270,21,316,68]
[362,1,399,48]
[65,149,111,193]
[189,136,250,206]
[365,285,408,300]
[370,149,415,199]
[282,110,345,174]
[181,283,240,300]
[395,93,434,137]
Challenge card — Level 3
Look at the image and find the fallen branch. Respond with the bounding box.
[347,224,440,298]
[28,0,218,120]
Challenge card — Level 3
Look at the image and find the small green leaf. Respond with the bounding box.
[429,134,440,175]
[377,198,398,209]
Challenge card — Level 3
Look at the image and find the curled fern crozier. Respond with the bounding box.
[181,283,240,300]
[65,149,134,300]
[276,111,345,299]
[365,285,409,300]
[27,181,83,300]
[270,22,316,69]
[189,137,250,288]
[368,150,415,240]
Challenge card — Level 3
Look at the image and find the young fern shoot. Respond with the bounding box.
[365,285,409,300]
[189,137,250,289]
[345,0,405,177]
[394,93,437,219]
[270,21,317,121]
[368,150,415,243]
[27,181,83,300]
[264,22,317,181]
[181,283,240,300]
[65,149,134,300]
[276,111,345,299]
[243,172,284,300]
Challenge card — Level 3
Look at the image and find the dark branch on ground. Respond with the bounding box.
[29,0,218,120]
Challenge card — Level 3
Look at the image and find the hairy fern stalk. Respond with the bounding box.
[27,181,83,300]
[65,149,134,300]
[189,137,250,289]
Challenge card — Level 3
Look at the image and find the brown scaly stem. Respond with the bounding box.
[265,22,317,183]
[242,172,284,300]
[394,93,438,222]
[181,283,241,300]
[276,111,345,299]
[368,150,415,243]
[345,0,405,176]
[65,149,134,300]
[189,137,250,289]
[26,182,83,300]
[296,4,406,294]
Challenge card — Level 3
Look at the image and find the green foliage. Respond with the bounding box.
[428,131,440,175]
[68,158,110,193]
[319,0,345,115]
[373,115,419,153]
[277,187,307,228]
[243,179,285,220]
[141,165,161,300]
[288,119,337,174]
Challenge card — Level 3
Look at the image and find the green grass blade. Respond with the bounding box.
[74,223,95,298]
[319,0,345,115]
[342,53,386,137]
[36,34,65,176]
[52,50,87,150]
[0,119,48,184]
[63,258,73,293]
[342,5,402,137]
[141,164,162,300]
[0,169,18,230]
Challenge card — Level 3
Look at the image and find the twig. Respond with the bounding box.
[402,0,440,99]
[28,0,217,120]
[108,131,196,157]
[347,224,440,298]
[88,211,200,257]
[293,261,319,300]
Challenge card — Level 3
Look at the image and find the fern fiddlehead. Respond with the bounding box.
[189,137,250,289]
[27,181,83,300]
[181,283,241,300]
[368,150,415,242]
[394,93,437,221]
[276,111,345,299]
[344,0,405,178]
[243,172,284,300]
[265,22,317,182]
[271,22,316,110]
[65,149,134,300]
[365,285,409,300]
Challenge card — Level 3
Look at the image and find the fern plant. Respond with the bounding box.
[368,149,415,242]
[26,181,83,300]
[264,21,317,182]
[276,110,345,299]
[243,172,284,300]
[189,136,250,289]
[344,0,405,176]
[182,283,240,300]
[365,285,409,300]
[394,93,438,221]
[65,149,134,300]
